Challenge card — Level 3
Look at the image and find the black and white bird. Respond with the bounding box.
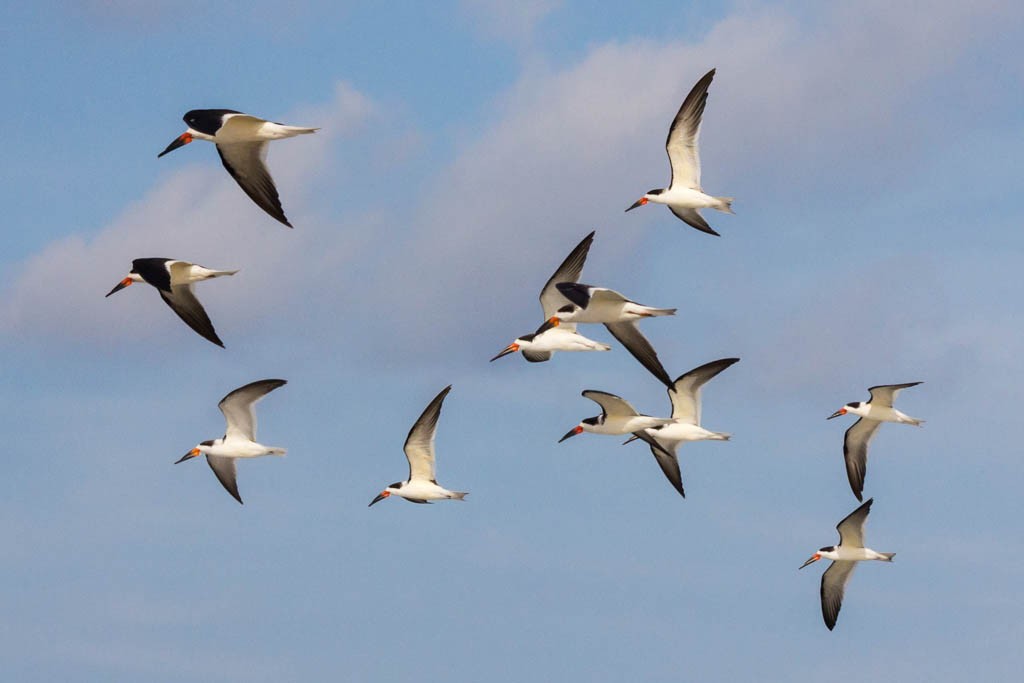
[560,390,675,449]
[553,282,676,387]
[799,499,895,631]
[158,109,318,227]
[625,358,739,497]
[175,379,288,504]
[828,382,924,501]
[625,68,733,236]
[105,258,237,347]
[491,232,611,363]
[369,385,468,506]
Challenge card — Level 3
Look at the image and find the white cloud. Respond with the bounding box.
[2,2,1017,369]
[0,82,374,346]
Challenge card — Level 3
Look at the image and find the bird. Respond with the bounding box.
[175,379,288,504]
[799,498,895,631]
[491,231,612,363]
[105,258,237,347]
[828,382,924,501]
[559,390,675,450]
[553,281,676,387]
[158,109,318,227]
[369,385,468,506]
[624,357,739,497]
[625,68,733,236]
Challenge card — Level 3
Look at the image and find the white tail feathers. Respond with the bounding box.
[879,552,896,562]
[710,432,731,441]
[269,448,287,456]
[450,492,469,501]
[715,197,735,214]
[644,307,677,317]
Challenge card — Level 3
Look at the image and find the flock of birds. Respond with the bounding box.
[104,69,923,632]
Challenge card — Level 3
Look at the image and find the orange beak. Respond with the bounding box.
[625,197,649,212]
[827,408,847,420]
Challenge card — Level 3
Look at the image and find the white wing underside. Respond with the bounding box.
[666,69,714,191]
[820,560,857,630]
[404,386,451,482]
[582,390,640,418]
[219,379,287,442]
[669,358,739,425]
[836,499,873,548]
[867,382,922,408]
[843,419,881,501]
[539,233,593,319]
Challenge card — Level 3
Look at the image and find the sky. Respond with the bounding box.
[1,1,1022,680]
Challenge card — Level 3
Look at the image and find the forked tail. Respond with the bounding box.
[709,431,731,441]
[642,307,677,317]
[450,492,469,501]
[879,552,896,562]
[715,197,735,215]
[269,447,288,456]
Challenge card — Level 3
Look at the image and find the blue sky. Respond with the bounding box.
[1,1,1022,680]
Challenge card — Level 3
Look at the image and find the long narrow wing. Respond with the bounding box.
[631,430,685,498]
[159,285,224,348]
[206,455,242,504]
[604,321,672,388]
[539,232,594,319]
[843,419,881,502]
[216,141,292,227]
[581,390,639,418]
[666,68,715,190]
[836,498,874,548]
[867,382,922,408]
[669,207,719,236]
[820,560,857,631]
[218,379,287,442]
[668,358,740,424]
[404,385,452,482]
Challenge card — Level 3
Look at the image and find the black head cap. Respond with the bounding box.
[389,481,403,489]
[818,545,835,552]
[647,188,664,195]
[183,109,241,136]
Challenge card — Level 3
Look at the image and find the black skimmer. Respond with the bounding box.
[553,281,675,387]
[625,68,734,236]
[158,109,318,227]
[369,385,467,506]
[625,357,739,497]
[175,379,288,504]
[828,382,924,501]
[105,258,237,347]
[799,498,895,631]
[491,231,610,363]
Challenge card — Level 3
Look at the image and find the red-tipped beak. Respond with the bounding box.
[558,425,584,443]
[105,277,133,297]
[625,197,648,212]
[799,553,821,570]
[827,408,847,420]
[490,343,519,362]
[158,131,193,158]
